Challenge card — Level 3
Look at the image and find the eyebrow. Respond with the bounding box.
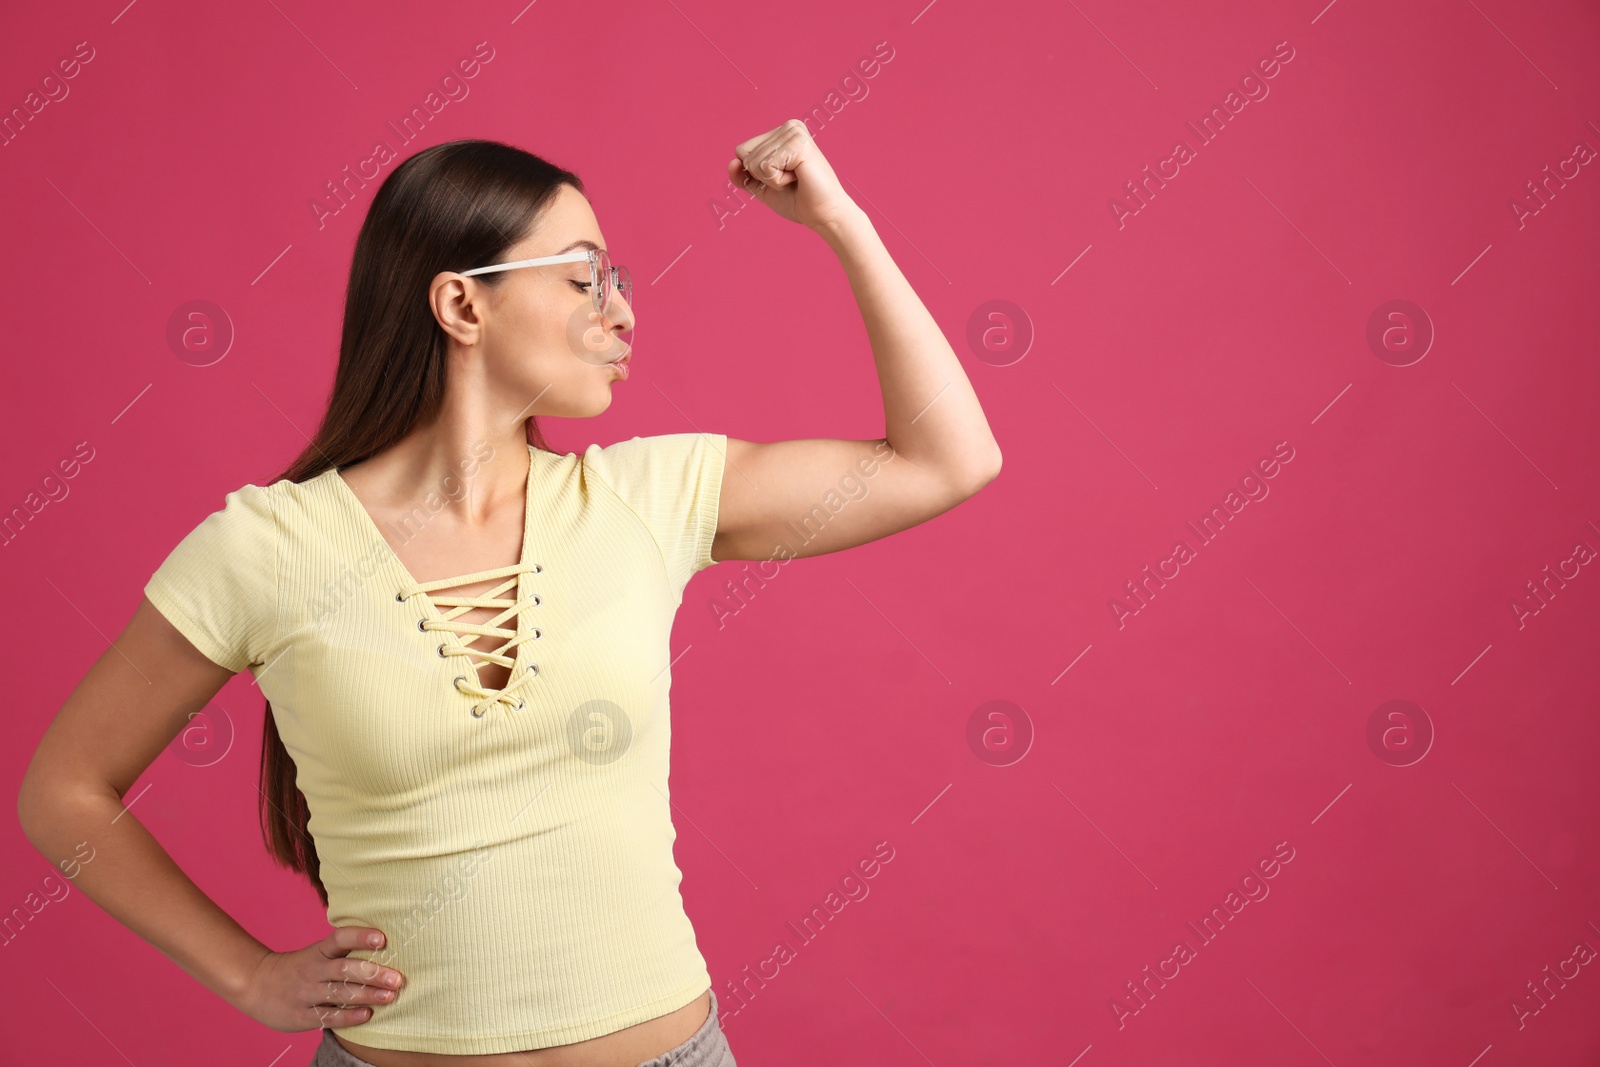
[557,239,602,254]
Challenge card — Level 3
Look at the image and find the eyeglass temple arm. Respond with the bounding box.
[459,251,593,277]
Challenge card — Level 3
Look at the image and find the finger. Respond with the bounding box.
[733,123,798,186]
[755,125,808,186]
[753,154,794,186]
[729,151,769,193]
[313,1004,377,1029]
[728,149,786,198]
[731,122,790,161]
[727,158,771,200]
[324,926,386,957]
[748,120,809,186]
[329,953,406,991]
[329,956,405,991]
[765,155,799,186]
[319,975,400,1006]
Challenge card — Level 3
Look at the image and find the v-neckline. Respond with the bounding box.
[328,441,540,598]
[326,445,540,692]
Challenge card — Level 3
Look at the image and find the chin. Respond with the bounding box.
[581,383,616,416]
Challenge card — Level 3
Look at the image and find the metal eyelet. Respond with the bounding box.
[528,593,541,606]
[417,618,429,632]
[470,704,486,718]
[526,663,539,676]
[453,675,468,693]
[395,592,407,602]
[437,643,450,658]
[532,563,543,574]
[510,697,526,711]
[531,628,542,640]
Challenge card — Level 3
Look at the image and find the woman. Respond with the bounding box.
[17,124,1001,1067]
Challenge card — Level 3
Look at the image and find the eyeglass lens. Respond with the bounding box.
[593,249,632,313]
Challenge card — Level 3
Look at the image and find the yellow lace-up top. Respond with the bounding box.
[142,433,728,1055]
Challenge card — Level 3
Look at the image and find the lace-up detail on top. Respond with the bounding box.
[400,561,544,718]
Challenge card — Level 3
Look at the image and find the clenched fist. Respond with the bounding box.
[729,119,860,232]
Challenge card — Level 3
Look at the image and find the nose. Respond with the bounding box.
[602,288,635,334]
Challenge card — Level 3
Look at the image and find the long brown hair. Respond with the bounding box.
[259,139,584,907]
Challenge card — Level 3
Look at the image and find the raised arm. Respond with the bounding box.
[712,120,1002,563]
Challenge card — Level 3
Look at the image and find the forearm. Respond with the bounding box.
[815,206,1002,485]
[20,785,273,1011]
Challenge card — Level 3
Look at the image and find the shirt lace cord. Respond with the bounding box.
[398,561,544,718]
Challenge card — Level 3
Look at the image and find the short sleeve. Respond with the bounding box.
[583,432,727,599]
[143,483,280,673]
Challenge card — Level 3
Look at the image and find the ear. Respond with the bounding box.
[431,271,484,346]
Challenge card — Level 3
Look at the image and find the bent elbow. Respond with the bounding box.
[982,447,1002,484]
[16,775,47,846]
[16,761,79,846]
[959,449,1002,497]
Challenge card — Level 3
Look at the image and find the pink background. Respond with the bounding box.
[4,0,1599,1064]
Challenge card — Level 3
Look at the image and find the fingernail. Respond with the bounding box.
[369,934,382,947]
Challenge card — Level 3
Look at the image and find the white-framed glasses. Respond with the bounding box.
[459,247,632,314]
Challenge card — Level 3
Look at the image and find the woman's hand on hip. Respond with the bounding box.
[729,119,859,232]
[238,926,406,1031]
